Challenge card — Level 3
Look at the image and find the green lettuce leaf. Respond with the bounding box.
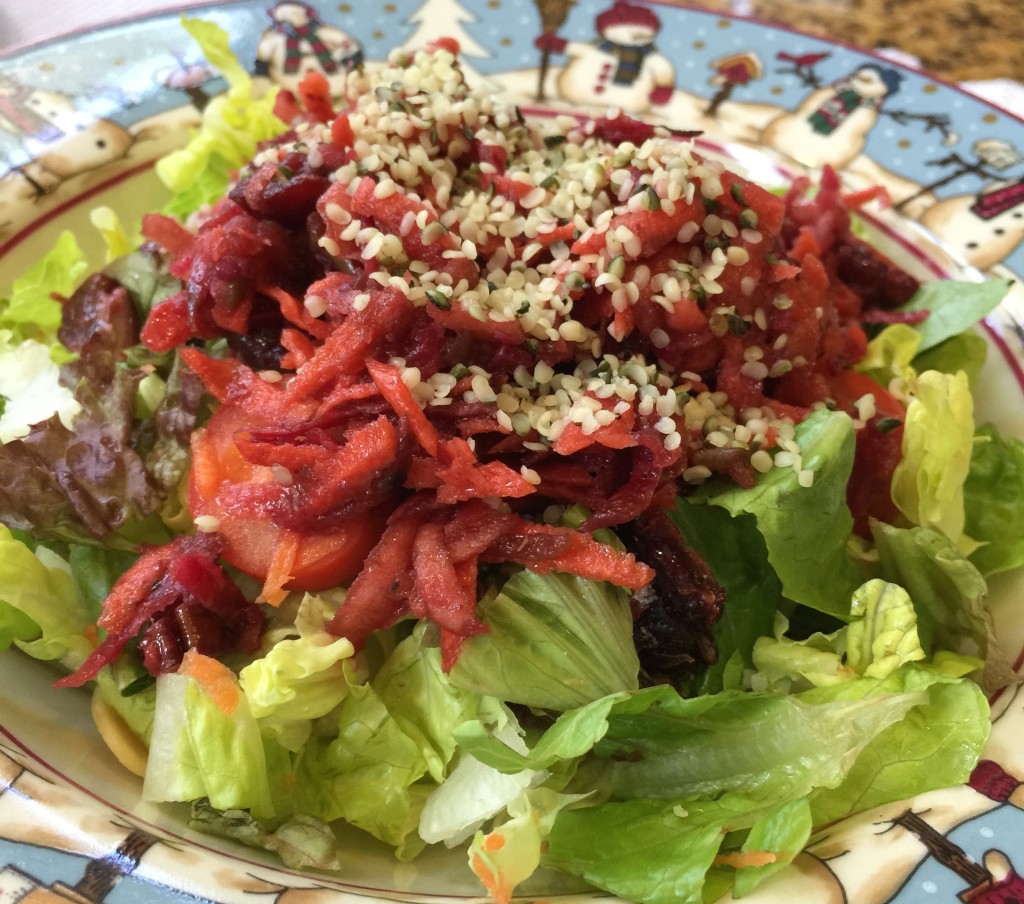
[374,622,495,783]
[808,665,989,825]
[467,787,591,902]
[157,17,285,219]
[543,795,805,904]
[690,408,861,618]
[891,370,974,549]
[845,579,925,679]
[855,322,920,388]
[448,567,639,711]
[238,593,355,751]
[964,424,1024,576]
[0,231,87,346]
[912,330,988,384]
[292,660,431,856]
[871,521,989,661]
[0,526,93,670]
[896,278,1011,353]
[143,668,277,818]
[419,714,547,847]
[732,798,814,897]
[670,500,783,694]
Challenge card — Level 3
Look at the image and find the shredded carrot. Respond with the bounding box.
[713,850,780,869]
[366,358,439,456]
[259,529,303,606]
[178,649,241,717]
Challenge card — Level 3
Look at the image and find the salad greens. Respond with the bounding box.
[1,17,1023,904]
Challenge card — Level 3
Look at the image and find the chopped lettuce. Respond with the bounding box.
[856,322,920,387]
[891,370,975,550]
[964,424,1024,576]
[419,716,546,848]
[144,667,277,818]
[689,408,861,618]
[448,568,639,711]
[732,798,814,897]
[467,787,589,903]
[912,330,988,384]
[292,659,431,856]
[157,18,285,219]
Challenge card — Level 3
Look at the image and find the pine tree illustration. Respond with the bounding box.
[403,0,490,58]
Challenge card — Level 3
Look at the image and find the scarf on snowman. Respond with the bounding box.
[596,39,658,86]
[274,19,338,75]
[807,87,880,136]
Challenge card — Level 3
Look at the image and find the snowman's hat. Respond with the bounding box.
[596,1,661,34]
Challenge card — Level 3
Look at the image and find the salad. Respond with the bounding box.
[2,18,1024,904]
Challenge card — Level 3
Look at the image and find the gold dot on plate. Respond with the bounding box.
[488,0,501,7]
[717,18,731,28]
[898,139,911,149]
[373,29,385,39]
[770,85,784,95]
[693,40,705,50]
[500,37,513,46]
[338,3,352,12]
[982,112,998,124]
[383,1,396,9]
[39,61,55,71]
[922,83,938,94]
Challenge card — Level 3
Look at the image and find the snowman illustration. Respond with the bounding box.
[916,139,1024,270]
[761,63,903,170]
[0,77,142,195]
[255,2,363,96]
[534,0,675,114]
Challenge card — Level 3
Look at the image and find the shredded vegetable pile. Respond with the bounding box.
[3,20,1024,904]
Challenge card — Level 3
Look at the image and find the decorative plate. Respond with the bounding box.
[2,2,1023,903]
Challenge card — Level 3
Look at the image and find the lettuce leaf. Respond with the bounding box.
[373,622,496,783]
[871,521,989,661]
[419,715,546,847]
[732,798,814,897]
[0,231,87,346]
[467,787,591,903]
[845,579,925,679]
[807,663,989,825]
[855,322,920,388]
[896,278,1011,353]
[689,408,861,618]
[891,370,974,549]
[157,17,285,219]
[0,526,93,670]
[143,669,277,818]
[669,499,783,694]
[912,330,988,384]
[448,568,639,711]
[189,800,340,871]
[964,424,1024,576]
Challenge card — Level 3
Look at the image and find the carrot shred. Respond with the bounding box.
[366,358,439,457]
[178,649,241,717]
[259,529,303,606]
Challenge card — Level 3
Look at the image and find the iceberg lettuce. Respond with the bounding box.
[448,567,639,711]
